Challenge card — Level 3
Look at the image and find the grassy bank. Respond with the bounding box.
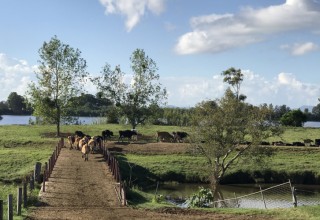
[115,145,320,187]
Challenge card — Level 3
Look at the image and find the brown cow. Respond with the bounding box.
[156,131,174,142]
[81,143,90,161]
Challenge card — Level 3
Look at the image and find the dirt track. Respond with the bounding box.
[26,144,273,220]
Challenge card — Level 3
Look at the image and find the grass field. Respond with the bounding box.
[0,124,320,219]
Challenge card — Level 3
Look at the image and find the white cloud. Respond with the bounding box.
[175,0,320,54]
[161,70,320,108]
[0,53,36,101]
[99,0,165,32]
[281,42,319,55]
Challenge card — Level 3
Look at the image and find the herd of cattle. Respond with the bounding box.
[67,130,189,161]
[67,129,320,161]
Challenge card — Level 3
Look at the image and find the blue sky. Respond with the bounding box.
[0,0,320,109]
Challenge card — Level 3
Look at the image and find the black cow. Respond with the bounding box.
[315,139,320,147]
[292,142,305,147]
[102,130,114,142]
[173,131,189,143]
[119,130,138,142]
[75,130,85,138]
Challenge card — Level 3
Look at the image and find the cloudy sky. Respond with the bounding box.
[0,0,320,108]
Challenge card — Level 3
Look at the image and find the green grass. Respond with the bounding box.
[0,124,320,219]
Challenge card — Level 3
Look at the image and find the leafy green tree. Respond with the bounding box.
[7,92,30,114]
[272,105,291,121]
[27,36,88,135]
[67,93,112,117]
[190,68,282,198]
[94,49,167,129]
[0,101,9,115]
[280,109,307,127]
[312,104,320,120]
[221,67,246,101]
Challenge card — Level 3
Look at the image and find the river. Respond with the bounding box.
[0,115,107,125]
[1,115,320,127]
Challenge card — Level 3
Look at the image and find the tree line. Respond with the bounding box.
[1,90,319,127]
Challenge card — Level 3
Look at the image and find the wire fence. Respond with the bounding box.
[212,181,320,209]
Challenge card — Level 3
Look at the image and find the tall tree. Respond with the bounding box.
[94,49,167,129]
[7,92,28,114]
[27,36,88,135]
[221,67,246,100]
[191,68,282,199]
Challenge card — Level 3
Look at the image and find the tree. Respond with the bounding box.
[27,36,88,136]
[7,92,29,114]
[312,104,320,120]
[94,49,167,129]
[221,67,246,101]
[190,68,282,199]
[280,109,307,127]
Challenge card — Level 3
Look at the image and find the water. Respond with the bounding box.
[304,121,320,128]
[0,115,106,125]
[150,182,320,209]
[1,115,320,127]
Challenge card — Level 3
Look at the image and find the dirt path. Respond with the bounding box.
[26,147,272,220]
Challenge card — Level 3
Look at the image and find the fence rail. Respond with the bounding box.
[102,146,127,206]
[0,138,63,220]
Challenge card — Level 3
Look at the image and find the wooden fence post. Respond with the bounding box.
[8,194,13,220]
[17,187,22,216]
[43,169,46,192]
[34,162,41,183]
[30,174,34,190]
[44,162,48,181]
[23,182,27,208]
[121,187,126,206]
[0,199,3,220]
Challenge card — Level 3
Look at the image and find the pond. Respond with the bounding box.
[148,182,320,209]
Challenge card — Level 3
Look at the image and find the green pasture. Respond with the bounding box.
[0,124,319,219]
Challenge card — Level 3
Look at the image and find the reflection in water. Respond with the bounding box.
[150,182,320,209]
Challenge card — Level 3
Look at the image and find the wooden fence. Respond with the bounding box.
[102,146,127,206]
[1,138,126,220]
[0,138,63,220]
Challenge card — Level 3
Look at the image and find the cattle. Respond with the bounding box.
[78,136,89,152]
[75,130,85,138]
[156,131,174,142]
[88,136,104,153]
[118,130,138,142]
[67,135,76,149]
[260,141,270,145]
[74,136,82,150]
[88,138,96,154]
[173,131,189,143]
[292,142,305,147]
[81,143,90,161]
[315,139,320,147]
[102,130,113,142]
[303,139,313,146]
[272,141,285,146]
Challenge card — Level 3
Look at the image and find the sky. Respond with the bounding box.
[0,0,320,109]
